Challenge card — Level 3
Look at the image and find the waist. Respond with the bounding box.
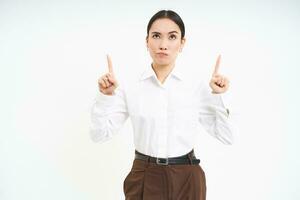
[135,149,200,165]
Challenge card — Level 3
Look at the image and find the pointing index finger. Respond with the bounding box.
[106,54,114,73]
[213,54,221,75]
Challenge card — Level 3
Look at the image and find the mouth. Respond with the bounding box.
[156,52,168,57]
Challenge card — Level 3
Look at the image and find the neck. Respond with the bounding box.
[151,62,175,84]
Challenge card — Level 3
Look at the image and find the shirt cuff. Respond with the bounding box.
[210,92,230,116]
[95,87,119,107]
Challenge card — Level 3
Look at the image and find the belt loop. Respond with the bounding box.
[147,156,150,163]
[187,153,193,165]
[145,155,150,168]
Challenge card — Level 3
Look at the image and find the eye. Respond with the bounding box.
[169,34,177,40]
[152,34,160,39]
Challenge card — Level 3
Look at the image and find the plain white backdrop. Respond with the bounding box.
[1,0,299,199]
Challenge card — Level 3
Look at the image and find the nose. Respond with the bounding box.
[159,39,168,50]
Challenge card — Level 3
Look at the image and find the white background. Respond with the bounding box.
[1,0,299,199]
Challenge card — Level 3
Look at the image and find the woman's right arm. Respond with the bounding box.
[89,55,129,143]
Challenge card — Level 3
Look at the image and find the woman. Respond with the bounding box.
[90,10,234,200]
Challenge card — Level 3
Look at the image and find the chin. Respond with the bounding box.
[154,60,172,67]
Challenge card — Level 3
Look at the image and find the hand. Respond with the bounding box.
[98,55,119,95]
[209,54,229,94]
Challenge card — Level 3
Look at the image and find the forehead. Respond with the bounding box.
[149,18,180,34]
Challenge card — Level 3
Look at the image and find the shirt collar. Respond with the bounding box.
[139,64,185,81]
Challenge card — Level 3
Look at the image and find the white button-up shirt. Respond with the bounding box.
[90,64,234,158]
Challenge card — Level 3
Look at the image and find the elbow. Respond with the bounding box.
[214,124,235,145]
[90,132,101,143]
[214,131,234,145]
[89,130,101,143]
[216,118,235,145]
[89,129,111,143]
[221,135,234,145]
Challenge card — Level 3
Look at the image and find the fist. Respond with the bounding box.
[98,55,119,95]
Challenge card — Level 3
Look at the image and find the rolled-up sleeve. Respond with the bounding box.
[197,82,235,145]
[89,85,129,143]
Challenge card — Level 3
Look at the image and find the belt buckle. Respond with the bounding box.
[156,157,169,165]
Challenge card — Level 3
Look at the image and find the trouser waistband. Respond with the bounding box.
[134,149,200,165]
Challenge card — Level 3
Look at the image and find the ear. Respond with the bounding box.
[181,37,186,46]
[179,37,186,52]
[145,36,149,49]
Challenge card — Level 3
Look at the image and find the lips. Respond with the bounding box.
[156,52,168,56]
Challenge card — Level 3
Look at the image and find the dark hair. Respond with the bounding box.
[147,10,185,39]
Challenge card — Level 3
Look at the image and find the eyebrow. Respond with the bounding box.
[151,31,179,35]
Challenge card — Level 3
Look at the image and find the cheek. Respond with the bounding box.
[148,47,156,57]
[148,43,156,51]
[169,42,181,51]
[148,44,154,53]
[148,43,158,55]
[169,45,181,56]
[147,40,157,49]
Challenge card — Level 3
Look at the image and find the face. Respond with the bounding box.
[146,18,185,68]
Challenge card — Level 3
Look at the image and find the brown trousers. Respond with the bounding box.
[123,157,206,200]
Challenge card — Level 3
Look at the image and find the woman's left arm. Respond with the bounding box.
[197,55,235,144]
[197,84,234,145]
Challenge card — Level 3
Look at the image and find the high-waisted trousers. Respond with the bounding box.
[123,151,206,200]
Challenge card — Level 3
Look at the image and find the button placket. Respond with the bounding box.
[157,88,169,158]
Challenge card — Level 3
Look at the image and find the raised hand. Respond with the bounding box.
[98,55,119,95]
[209,54,229,94]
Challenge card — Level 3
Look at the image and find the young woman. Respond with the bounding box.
[90,10,234,200]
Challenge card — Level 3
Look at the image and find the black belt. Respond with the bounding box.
[135,149,200,165]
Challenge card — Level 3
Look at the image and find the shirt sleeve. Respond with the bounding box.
[197,81,235,145]
[89,85,129,143]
